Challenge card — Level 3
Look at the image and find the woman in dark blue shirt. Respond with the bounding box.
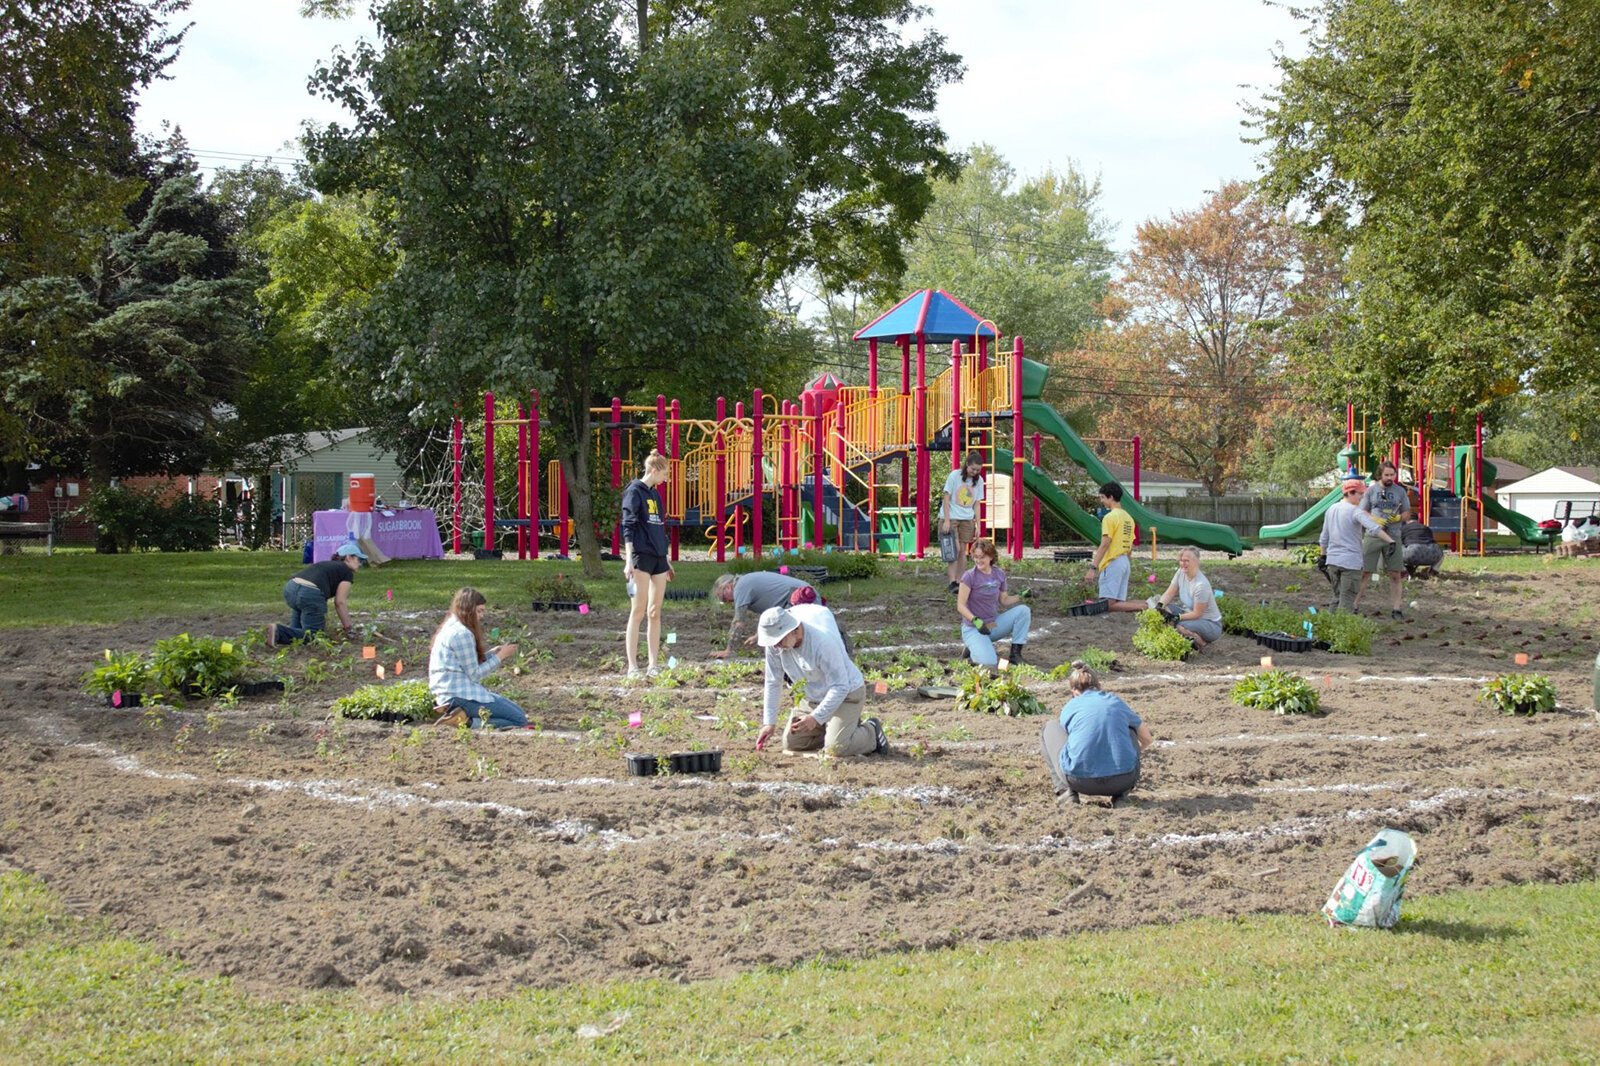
[621,449,674,678]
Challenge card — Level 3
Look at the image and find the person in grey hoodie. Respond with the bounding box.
[1319,474,1396,614]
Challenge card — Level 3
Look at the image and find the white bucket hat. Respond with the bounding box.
[757,606,801,647]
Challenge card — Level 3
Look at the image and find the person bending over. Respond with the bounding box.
[1152,546,1223,649]
[267,541,365,646]
[428,587,526,729]
[1040,661,1154,805]
[755,605,887,757]
[957,537,1031,668]
[709,570,839,659]
[1399,519,1444,576]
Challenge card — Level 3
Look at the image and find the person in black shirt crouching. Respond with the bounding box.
[267,541,366,645]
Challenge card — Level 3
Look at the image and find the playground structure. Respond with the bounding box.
[449,290,1246,561]
[1257,408,1550,553]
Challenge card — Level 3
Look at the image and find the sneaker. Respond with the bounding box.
[625,666,643,680]
[1391,609,1404,620]
[436,708,469,729]
[866,716,889,755]
[265,623,278,648]
[1055,788,1079,806]
[947,580,960,594]
[646,665,661,678]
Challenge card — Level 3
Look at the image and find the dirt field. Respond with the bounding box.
[2,558,1597,998]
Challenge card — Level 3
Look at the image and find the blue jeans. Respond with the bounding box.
[280,580,327,643]
[444,693,528,730]
[961,604,1032,667]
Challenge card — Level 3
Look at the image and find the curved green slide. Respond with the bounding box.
[1258,486,1342,542]
[1001,397,1246,555]
[1458,449,1546,544]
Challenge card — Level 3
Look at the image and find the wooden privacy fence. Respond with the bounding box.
[1145,495,1325,541]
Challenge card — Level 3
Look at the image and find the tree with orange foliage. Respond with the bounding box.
[1059,181,1335,495]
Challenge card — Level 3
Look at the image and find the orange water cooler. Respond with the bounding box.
[348,473,376,512]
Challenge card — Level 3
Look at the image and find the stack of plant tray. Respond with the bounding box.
[1052,549,1093,562]
[1255,631,1314,653]
[1066,598,1110,617]
[663,588,708,601]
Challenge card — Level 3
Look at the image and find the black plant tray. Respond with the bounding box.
[625,753,658,776]
[668,750,723,774]
[237,679,285,697]
[1256,631,1314,653]
[1053,549,1093,562]
[530,600,584,612]
[664,588,708,601]
[1066,598,1110,617]
[788,565,830,583]
[104,692,145,708]
[473,549,504,560]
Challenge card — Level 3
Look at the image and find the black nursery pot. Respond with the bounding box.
[239,679,286,697]
[1067,598,1110,617]
[668,750,724,775]
[663,588,708,601]
[1256,631,1314,653]
[104,692,144,708]
[625,753,659,777]
[530,600,584,612]
[473,549,504,560]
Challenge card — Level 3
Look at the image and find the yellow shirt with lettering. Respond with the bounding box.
[1099,507,1134,569]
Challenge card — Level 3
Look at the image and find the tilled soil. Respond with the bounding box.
[2,560,1597,998]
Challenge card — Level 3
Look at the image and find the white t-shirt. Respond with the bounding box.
[1165,570,1222,623]
[941,470,984,521]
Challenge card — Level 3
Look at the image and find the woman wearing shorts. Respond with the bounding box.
[622,449,674,678]
[940,450,986,594]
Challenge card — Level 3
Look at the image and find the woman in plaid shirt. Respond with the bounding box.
[428,587,526,729]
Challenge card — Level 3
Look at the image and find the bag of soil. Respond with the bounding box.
[1322,829,1417,929]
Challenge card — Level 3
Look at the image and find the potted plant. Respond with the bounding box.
[83,650,155,707]
[331,679,437,722]
[1478,673,1557,717]
[150,633,248,699]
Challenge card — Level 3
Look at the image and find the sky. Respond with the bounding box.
[135,0,1308,253]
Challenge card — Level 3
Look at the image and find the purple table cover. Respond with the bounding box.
[312,509,443,562]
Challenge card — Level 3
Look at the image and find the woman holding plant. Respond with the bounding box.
[428,587,525,729]
[621,450,674,679]
[1040,662,1154,805]
[1151,547,1223,649]
[956,537,1031,668]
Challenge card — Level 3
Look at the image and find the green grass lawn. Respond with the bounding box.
[1,872,1596,1063]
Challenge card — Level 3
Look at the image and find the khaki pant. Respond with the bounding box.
[1329,565,1364,613]
[784,687,875,756]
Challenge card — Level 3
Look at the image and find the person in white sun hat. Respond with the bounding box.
[755,604,887,757]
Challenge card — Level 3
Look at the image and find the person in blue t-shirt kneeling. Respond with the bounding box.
[1040,661,1155,805]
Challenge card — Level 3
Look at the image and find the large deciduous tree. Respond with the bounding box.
[306,0,959,573]
[1252,0,1600,439]
[1071,182,1333,495]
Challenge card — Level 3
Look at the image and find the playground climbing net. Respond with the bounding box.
[400,423,483,549]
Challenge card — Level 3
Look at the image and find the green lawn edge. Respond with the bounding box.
[3,872,1597,1063]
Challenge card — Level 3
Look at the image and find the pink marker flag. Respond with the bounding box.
[386,588,394,601]
[779,565,789,575]
[112,690,123,708]
[578,603,590,614]
[628,711,642,729]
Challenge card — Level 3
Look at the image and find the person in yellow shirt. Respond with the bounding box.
[1086,481,1142,611]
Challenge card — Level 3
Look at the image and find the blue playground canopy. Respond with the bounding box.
[852,289,1000,344]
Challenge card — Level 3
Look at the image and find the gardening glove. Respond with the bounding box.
[971,618,990,635]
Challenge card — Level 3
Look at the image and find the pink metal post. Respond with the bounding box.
[1132,436,1142,503]
[450,417,462,554]
[868,339,878,397]
[609,397,623,555]
[950,340,963,474]
[806,391,823,547]
[899,337,911,506]
[528,391,540,560]
[751,389,764,558]
[557,462,570,558]
[1475,412,1484,547]
[1011,338,1024,561]
[516,406,528,559]
[669,399,681,561]
[914,336,929,557]
[483,393,495,552]
[714,431,727,563]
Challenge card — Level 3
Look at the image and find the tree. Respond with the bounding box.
[1484,388,1600,473]
[899,144,1113,359]
[1252,0,1600,439]
[0,144,256,548]
[306,0,959,573]
[1071,182,1333,495]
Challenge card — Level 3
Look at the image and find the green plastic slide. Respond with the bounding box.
[1258,486,1343,542]
[1457,449,1546,544]
[1002,399,1247,555]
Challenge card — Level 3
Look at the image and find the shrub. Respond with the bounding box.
[1132,609,1191,661]
[1049,647,1118,678]
[83,650,155,698]
[332,680,436,721]
[1289,543,1322,565]
[524,572,588,603]
[1478,673,1557,717]
[76,484,222,552]
[150,633,247,697]
[955,669,1045,717]
[1309,610,1376,655]
[1232,669,1321,716]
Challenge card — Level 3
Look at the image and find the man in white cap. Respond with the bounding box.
[1319,474,1395,614]
[755,603,887,757]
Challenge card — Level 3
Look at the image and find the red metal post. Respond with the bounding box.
[751,389,764,558]
[951,340,963,474]
[1011,337,1024,561]
[806,392,823,547]
[669,398,681,561]
[714,431,727,563]
[516,406,528,559]
[868,339,878,397]
[528,391,540,560]
[609,397,623,555]
[557,461,570,558]
[899,337,911,507]
[914,336,929,557]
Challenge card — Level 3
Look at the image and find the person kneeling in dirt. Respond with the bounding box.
[1149,546,1222,649]
[1040,661,1154,806]
[957,536,1030,668]
[267,541,365,646]
[428,587,527,729]
[755,605,887,757]
[709,571,850,658]
[1399,519,1444,577]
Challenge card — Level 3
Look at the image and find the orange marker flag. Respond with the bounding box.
[362,646,377,660]
[375,664,386,679]
[1514,653,1529,666]
[873,681,888,695]
[394,660,404,675]
[1260,655,1273,669]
